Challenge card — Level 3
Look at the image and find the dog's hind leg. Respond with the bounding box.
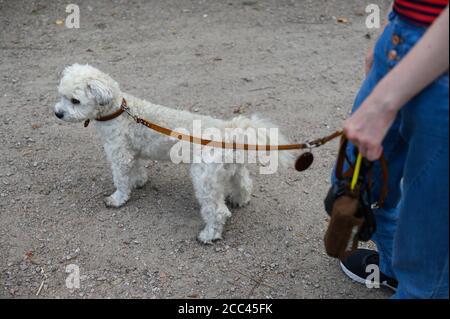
[131,158,149,189]
[190,163,232,244]
[227,165,252,208]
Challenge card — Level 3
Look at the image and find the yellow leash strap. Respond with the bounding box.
[351,153,363,191]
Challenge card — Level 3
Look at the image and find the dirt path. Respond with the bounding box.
[0,0,392,298]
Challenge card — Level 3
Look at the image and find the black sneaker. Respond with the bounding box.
[340,248,398,292]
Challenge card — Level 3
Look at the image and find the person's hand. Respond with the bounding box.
[343,97,397,161]
[365,45,375,76]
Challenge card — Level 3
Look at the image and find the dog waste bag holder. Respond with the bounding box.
[295,152,314,172]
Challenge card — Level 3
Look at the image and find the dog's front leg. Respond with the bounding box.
[131,158,149,189]
[104,151,135,208]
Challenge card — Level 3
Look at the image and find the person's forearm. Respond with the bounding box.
[369,6,449,113]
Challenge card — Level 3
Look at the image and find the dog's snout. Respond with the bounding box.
[54,111,64,119]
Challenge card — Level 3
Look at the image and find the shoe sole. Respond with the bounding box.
[340,261,397,292]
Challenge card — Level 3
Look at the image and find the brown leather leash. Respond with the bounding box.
[83,98,345,172]
[85,98,343,151]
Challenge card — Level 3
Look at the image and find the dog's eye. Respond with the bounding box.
[71,98,80,104]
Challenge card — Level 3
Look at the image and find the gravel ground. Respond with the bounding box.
[0,0,393,299]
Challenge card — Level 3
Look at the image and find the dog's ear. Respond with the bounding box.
[87,79,113,106]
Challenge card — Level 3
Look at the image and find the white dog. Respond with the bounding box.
[54,64,294,243]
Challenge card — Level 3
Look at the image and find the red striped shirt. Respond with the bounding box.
[394,0,448,25]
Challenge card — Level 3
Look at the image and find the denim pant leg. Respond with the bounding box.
[331,19,408,279]
[392,72,449,299]
[342,68,406,279]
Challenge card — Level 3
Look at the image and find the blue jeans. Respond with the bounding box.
[334,11,449,298]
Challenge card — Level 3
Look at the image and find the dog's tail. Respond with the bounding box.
[227,114,297,169]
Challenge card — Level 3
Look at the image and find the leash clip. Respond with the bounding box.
[121,104,139,123]
[305,141,319,149]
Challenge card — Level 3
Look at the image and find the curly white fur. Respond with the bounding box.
[55,64,294,243]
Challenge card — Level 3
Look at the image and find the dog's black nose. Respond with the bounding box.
[55,111,64,119]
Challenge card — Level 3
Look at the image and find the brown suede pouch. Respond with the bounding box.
[324,192,364,260]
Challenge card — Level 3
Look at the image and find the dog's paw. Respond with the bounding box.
[134,178,148,189]
[104,195,126,208]
[226,196,251,209]
[227,200,250,209]
[197,227,223,244]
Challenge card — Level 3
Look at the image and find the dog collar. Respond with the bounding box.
[84,98,127,127]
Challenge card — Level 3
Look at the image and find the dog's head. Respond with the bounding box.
[54,64,121,122]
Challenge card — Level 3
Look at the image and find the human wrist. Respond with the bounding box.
[367,85,401,115]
